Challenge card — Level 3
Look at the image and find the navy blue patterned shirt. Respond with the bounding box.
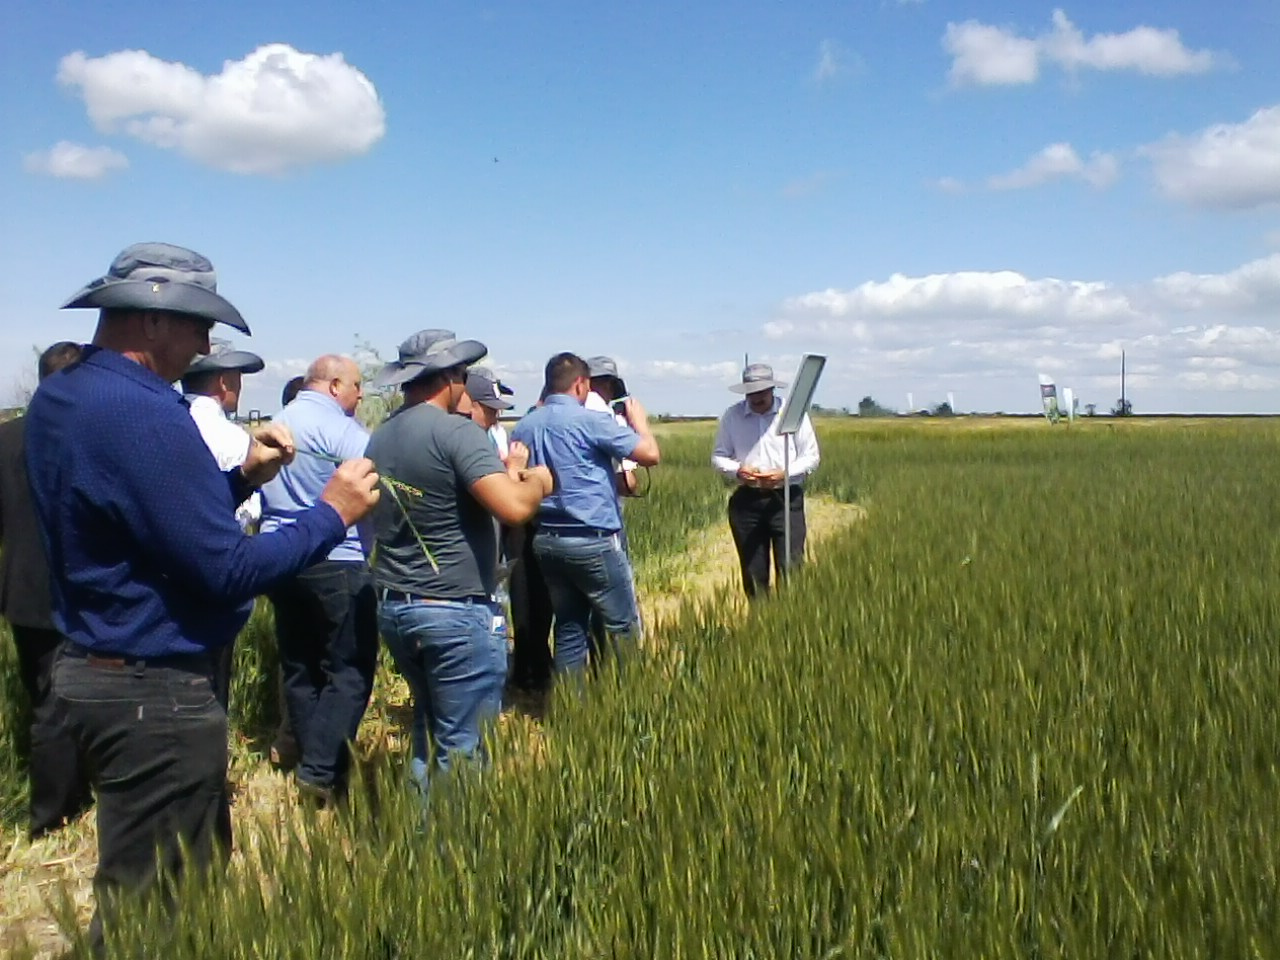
[24,345,348,657]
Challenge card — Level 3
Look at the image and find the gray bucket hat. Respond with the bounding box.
[183,339,265,377]
[729,362,788,394]
[465,367,514,410]
[587,355,628,395]
[375,329,488,388]
[62,242,248,333]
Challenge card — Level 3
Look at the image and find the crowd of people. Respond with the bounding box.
[0,240,819,950]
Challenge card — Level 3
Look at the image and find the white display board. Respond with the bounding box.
[778,354,827,435]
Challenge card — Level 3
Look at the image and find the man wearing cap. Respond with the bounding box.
[259,355,377,803]
[367,330,552,788]
[179,341,267,710]
[181,340,265,531]
[586,356,640,498]
[1,342,93,839]
[512,353,660,678]
[712,363,821,599]
[24,242,381,947]
[464,366,515,453]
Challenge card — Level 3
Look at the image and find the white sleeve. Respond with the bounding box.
[788,415,821,478]
[711,412,740,481]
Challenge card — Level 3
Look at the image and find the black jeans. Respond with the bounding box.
[53,647,229,951]
[727,486,807,599]
[12,625,92,837]
[269,561,378,789]
[507,523,553,693]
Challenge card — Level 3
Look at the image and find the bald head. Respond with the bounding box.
[304,354,363,416]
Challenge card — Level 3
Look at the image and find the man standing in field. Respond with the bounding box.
[366,329,552,789]
[512,353,660,677]
[712,363,820,599]
[259,355,378,805]
[24,242,381,948]
[0,341,93,839]
[181,339,266,709]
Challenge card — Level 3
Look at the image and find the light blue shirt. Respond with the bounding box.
[260,391,370,562]
[511,394,640,533]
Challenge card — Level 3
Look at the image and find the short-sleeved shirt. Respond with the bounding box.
[259,391,370,562]
[510,394,641,533]
[366,402,506,599]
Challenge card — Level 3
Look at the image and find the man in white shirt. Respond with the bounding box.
[586,356,638,497]
[711,363,820,599]
[181,341,267,708]
[181,340,265,532]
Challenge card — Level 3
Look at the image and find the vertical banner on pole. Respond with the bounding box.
[778,355,827,577]
[1039,373,1061,424]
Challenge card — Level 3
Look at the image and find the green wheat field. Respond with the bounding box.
[1,418,1276,958]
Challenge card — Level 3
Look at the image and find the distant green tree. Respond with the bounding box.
[354,336,402,428]
[857,395,894,418]
[931,401,954,417]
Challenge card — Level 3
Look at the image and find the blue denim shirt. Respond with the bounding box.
[24,346,347,658]
[259,391,370,562]
[511,394,640,533]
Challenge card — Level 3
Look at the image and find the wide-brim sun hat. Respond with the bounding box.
[375,328,488,388]
[729,362,788,394]
[62,242,249,334]
[183,339,265,377]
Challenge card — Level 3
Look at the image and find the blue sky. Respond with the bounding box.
[3,0,1279,414]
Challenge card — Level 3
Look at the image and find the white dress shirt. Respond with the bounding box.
[711,396,820,484]
[185,393,261,530]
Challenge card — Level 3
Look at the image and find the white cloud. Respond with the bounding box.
[640,360,741,383]
[23,140,128,179]
[985,142,1119,190]
[763,255,1280,406]
[56,44,385,174]
[945,22,1041,86]
[813,40,844,85]
[1144,105,1280,210]
[1151,254,1280,313]
[945,9,1223,87]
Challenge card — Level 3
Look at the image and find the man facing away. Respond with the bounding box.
[0,341,92,839]
[24,242,380,948]
[180,339,266,709]
[258,355,377,805]
[711,363,820,599]
[511,353,660,678]
[365,329,551,789]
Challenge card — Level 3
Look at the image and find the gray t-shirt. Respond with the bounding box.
[366,402,505,599]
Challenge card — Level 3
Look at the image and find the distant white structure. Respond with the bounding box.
[947,391,957,414]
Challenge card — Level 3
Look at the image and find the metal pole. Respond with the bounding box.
[783,434,792,581]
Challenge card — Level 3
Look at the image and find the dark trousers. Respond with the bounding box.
[727,486,807,599]
[12,625,92,837]
[268,560,378,789]
[53,648,229,951]
[507,523,553,692]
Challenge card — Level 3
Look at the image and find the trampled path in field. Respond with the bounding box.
[1,496,863,958]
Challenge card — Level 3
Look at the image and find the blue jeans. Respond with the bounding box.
[377,598,507,791]
[533,531,640,676]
